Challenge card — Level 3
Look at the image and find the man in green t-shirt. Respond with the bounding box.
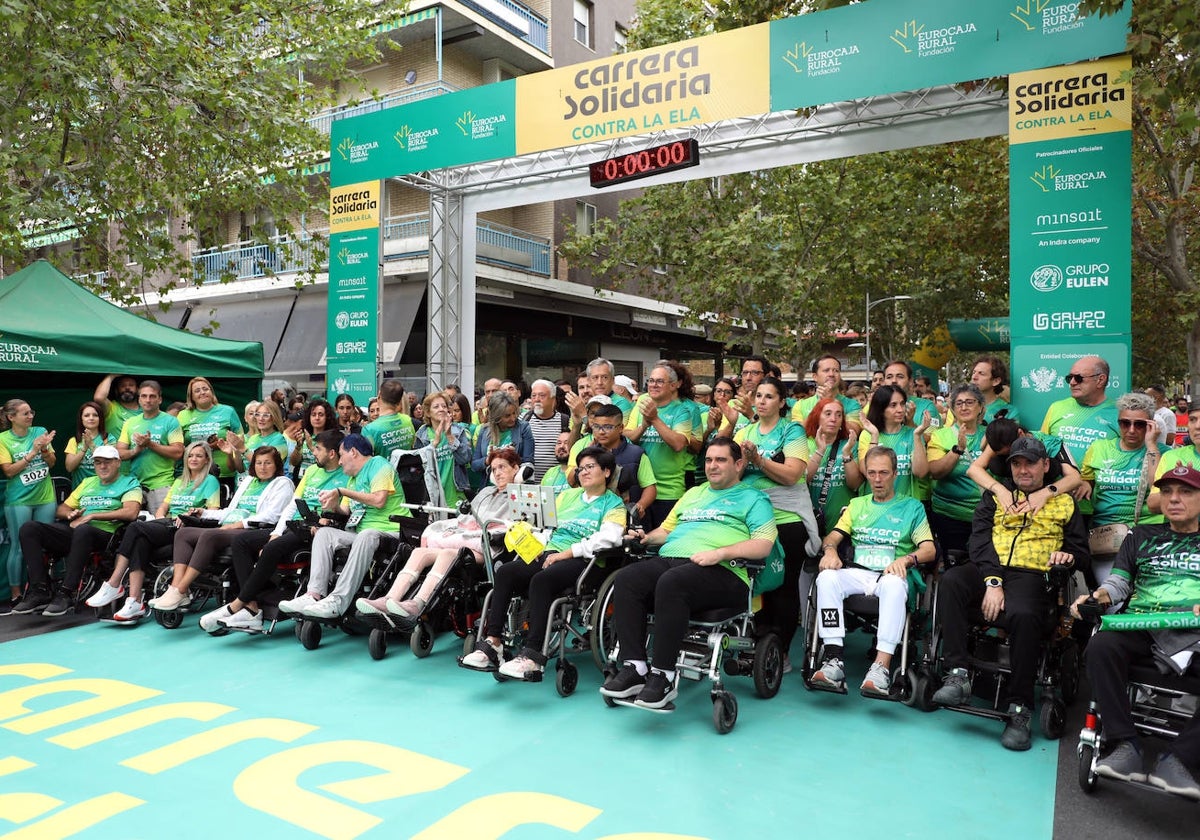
[117,380,185,511]
[811,445,935,697]
[279,434,404,620]
[361,380,416,463]
[599,437,779,711]
[1073,464,1200,795]
[882,360,940,431]
[970,355,1020,425]
[1040,355,1119,468]
[94,374,142,435]
[12,446,142,618]
[624,361,695,531]
[790,354,863,431]
[1149,405,1200,516]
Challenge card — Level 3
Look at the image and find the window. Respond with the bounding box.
[614,24,627,53]
[576,201,597,237]
[573,0,592,48]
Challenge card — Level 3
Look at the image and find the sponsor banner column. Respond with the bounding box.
[1008,55,1132,425]
[327,181,382,404]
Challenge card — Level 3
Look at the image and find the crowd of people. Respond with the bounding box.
[2,352,1199,793]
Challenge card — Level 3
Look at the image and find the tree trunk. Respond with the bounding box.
[1190,315,1200,400]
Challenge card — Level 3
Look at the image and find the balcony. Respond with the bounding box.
[307,82,461,135]
[191,214,551,282]
[459,0,549,54]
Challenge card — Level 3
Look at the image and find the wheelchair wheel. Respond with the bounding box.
[158,609,184,630]
[712,691,738,734]
[1040,698,1066,740]
[462,631,477,658]
[556,662,579,697]
[294,620,304,641]
[299,620,322,650]
[589,571,620,672]
[1059,640,1081,705]
[906,670,938,712]
[752,632,784,699]
[410,620,434,658]
[368,628,388,661]
[1078,744,1098,793]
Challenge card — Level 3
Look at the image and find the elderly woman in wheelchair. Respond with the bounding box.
[460,445,626,679]
[354,447,521,628]
[1072,464,1200,798]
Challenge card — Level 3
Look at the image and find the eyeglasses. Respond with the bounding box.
[576,462,600,473]
[714,388,734,396]
[252,412,273,419]
[1065,373,1101,384]
[646,378,669,386]
[952,399,979,408]
[591,424,617,433]
[1118,418,1149,430]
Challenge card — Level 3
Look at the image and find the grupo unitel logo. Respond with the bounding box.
[1030,264,1064,293]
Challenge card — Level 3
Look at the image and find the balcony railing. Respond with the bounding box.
[307,82,460,135]
[190,215,551,281]
[460,0,549,53]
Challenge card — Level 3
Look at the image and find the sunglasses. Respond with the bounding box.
[1065,373,1101,384]
[1118,418,1149,430]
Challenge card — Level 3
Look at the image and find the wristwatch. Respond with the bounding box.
[984,575,1003,588]
[951,445,965,455]
[1047,483,1059,495]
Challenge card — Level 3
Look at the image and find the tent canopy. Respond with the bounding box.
[0,260,263,378]
[0,261,264,462]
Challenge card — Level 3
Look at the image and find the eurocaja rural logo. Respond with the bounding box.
[394,124,439,153]
[781,40,860,78]
[456,109,508,140]
[1011,68,1125,120]
[336,135,379,163]
[1030,162,1108,193]
[1011,0,1087,35]
[891,18,977,58]
[563,44,711,122]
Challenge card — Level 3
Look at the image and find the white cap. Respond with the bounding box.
[587,394,613,407]
[614,374,638,395]
[93,445,121,460]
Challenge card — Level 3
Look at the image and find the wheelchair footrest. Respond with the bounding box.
[612,698,675,714]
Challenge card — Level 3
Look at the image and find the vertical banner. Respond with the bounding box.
[327,181,382,404]
[1008,55,1132,426]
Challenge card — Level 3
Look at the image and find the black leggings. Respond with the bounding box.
[484,554,545,640]
[756,520,808,654]
[117,519,175,571]
[612,555,746,672]
[523,556,588,659]
[21,521,110,592]
[231,529,307,604]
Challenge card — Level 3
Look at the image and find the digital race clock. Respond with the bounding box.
[588,139,701,188]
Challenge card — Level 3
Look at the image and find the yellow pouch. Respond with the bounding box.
[504,521,545,564]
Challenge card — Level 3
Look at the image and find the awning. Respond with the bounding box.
[188,296,292,369]
[273,281,425,375]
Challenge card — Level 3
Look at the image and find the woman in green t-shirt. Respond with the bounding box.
[858,385,930,499]
[805,397,863,536]
[0,399,57,602]
[234,400,288,473]
[64,401,119,488]
[927,384,989,554]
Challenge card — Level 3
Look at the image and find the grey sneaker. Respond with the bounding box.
[1000,703,1032,751]
[932,668,972,706]
[860,662,891,696]
[1149,752,1200,799]
[811,658,845,690]
[1095,740,1146,782]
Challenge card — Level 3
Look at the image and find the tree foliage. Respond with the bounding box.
[0,0,406,308]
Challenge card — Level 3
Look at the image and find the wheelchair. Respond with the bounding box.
[42,524,126,616]
[800,543,936,704]
[293,530,401,650]
[599,551,785,734]
[1077,606,1200,800]
[923,557,1082,739]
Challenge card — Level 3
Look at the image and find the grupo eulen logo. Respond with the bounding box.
[1030,265,1064,292]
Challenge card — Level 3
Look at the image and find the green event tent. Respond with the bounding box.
[0,259,263,467]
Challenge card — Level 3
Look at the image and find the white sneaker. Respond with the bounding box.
[861,662,892,696]
[200,605,235,633]
[220,608,263,633]
[86,581,125,608]
[112,597,146,623]
[301,597,342,619]
[460,641,503,671]
[498,655,544,681]
[150,587,191,611]
[278,593,318,615]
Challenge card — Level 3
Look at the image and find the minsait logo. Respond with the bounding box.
[1030,265,1064,293]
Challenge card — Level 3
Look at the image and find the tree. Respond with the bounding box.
[0,0,407,311]
[1081,0,1199,392]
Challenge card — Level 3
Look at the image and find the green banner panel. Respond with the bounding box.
[331,80,517,187]
[1011,337,1130,436]
[768,0,1130,111]
[326,228,380,402]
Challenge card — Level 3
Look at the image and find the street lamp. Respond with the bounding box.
[865,292,913,373]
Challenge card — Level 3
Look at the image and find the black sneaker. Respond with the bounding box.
[634,670,678,710]
[599,664,646,699]
[41,590,75,618]
[1000,703,1032,751]
[11,586,52,615]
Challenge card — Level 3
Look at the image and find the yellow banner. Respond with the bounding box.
[1009,55,1131,145]
[329,181,381,234]
[515,25,770,155]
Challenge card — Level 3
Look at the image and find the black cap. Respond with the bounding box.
[1007,436,1048,463]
